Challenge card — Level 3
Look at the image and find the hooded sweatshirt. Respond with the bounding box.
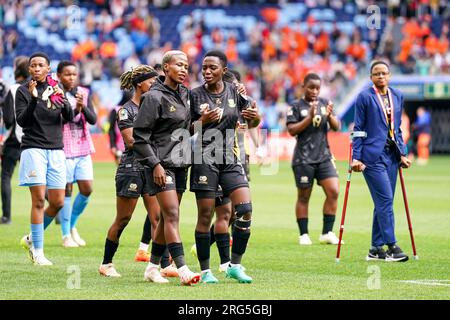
[133,76,191,169]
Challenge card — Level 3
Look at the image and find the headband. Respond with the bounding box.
[132,71,159,86]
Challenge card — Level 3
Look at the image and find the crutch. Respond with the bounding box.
[398,167,418,260]
[336,131,366,263]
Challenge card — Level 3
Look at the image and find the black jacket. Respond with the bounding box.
[133,76,191,169]
[15,79,73,150]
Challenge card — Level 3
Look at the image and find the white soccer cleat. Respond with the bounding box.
[30,249,53,266]
[71,228,86,246]
[219,262,230,273]
[179,267,201,286]
[319,231,343,245]
[144,266,169,283]
[99,263,121,277]
[299,234,312,245]
[63,235,79,248]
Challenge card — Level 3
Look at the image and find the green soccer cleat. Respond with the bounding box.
[226,265,252,283]
[201,270,219,284]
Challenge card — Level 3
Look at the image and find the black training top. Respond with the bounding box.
[15,79,73,150]
[190,81,250,163]
[133,76,191,169]
[116,100,143,172]
[286,97,333,165]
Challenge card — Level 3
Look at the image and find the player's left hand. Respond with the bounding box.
[400,156,412,169]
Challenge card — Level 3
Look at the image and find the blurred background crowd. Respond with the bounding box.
[0,0,448,151]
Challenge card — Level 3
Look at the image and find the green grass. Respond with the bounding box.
[1,157,449,300]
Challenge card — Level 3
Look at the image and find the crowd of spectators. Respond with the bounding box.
[1,0,449,133]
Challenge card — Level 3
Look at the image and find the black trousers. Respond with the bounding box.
[1,146,20,220]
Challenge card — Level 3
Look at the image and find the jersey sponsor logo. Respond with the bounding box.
[300,176,309,183]
[128,183,138,192]
[301,109,308,117]
[169,105,176,112]
[198,176,208,184]
[227,99,236,108]
[28,170,37,178]
[166,175,174,184]
[118,108,128,121]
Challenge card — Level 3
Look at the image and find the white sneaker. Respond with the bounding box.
[71,228,86,246]
[31,249,53,266]
[319,231,343,245]
[63,235,79,248]
[299,234,312,245]
[144,266,169,283]
[99,263,121,277]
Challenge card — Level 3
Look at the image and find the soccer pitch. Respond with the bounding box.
[0,157,449,300]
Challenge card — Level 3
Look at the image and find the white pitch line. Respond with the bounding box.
[399,280,450,287]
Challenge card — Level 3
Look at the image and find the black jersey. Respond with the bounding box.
[190,82,249,163]
[286,97,333,165]
[116,100,143,172]
[15,80,73,150]
[133,76,191,169]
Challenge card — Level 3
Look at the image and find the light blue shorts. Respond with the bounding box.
[19,148,67,189]
[66,155,94,183]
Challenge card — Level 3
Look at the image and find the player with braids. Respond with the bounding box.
[99,65,179,277]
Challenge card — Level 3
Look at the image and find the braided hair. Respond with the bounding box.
[119,65,157,90]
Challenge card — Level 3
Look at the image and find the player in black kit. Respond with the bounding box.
[286,73,341,246]
[98,65,173,277]
[133,50,201,286]
[190,50,260,284]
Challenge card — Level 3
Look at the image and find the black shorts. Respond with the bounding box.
[190,162,249,197]
[115,170,150,198]
[292,159,338,188]
[145,167,188,196]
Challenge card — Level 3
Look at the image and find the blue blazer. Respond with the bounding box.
[352,86,406,164]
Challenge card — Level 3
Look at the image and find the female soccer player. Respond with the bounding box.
[98,65,178,277]
[351,61,411,261]
[56,61,97,248]
[286,73,341,246]
[133,51,200,285]
[17,52,73,265]
[190,50,260,284]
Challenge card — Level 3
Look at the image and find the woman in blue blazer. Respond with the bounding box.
[351,61,411,262]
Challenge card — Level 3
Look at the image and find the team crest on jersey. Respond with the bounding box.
[301,109,308,117]
[118,108,128,121]
[169,105,176,112]
[166,176,174,184]
[28,170,37,178]
[321,106,326,115]
[287,107,293,116]
[198,176,208,184]
[228,99,236,108]
[128,183,137,192]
